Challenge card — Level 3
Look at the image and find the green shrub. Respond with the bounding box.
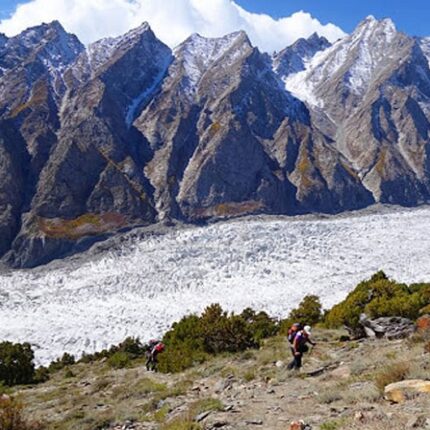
[158,304,269,373]
[48,352,75,373]
[108,351,131,369]
[200,305,256,354]
[324,271,430,329]
[0,342,35,386]
[78,337,146,364]
[288,295,322,325]
[279,295,323,334]
[33,366,50,384]
[240,308,279,342]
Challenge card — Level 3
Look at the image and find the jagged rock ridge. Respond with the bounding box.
[1,17,430,267]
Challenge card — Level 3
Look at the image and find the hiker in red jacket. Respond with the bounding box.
[287,325,316,370]
[145,339,165,372]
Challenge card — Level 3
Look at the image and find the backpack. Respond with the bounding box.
[145,339,160,352]
[154,342,165,353]
[287,323,303,344]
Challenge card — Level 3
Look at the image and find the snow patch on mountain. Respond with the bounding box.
[420,37,430,68]
[174,31,250,97]
[1,207,430,365]
[87,22,151,74]
[126,53,172,127]
[283,16,399,106]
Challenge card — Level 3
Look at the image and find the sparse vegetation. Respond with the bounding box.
[374,361,410,393]
[158,304,277,373]
[0,396,44,430]
[324,271,430,329]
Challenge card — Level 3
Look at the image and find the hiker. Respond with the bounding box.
[287,325,316,370]
[145,339,165,371]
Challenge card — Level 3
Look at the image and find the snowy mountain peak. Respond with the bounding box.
[0,20,83,81]
[273,32,331,78]
[283,15,404,105]
[14,20,68,47]
[85,22,156,75]
[177,30,251,56]
[353,16,397,43]
[173,30,252,94]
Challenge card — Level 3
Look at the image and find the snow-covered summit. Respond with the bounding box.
[86,22,153,74]
[173,31,252,96]
[2,20,83,67]
[273,32,331,77]
[0,20,83,90]
[282,16,402,106]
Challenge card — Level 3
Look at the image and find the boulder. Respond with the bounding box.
[416,314,430,334]
[330,365,351,379]
[359,314,415,339]
[384,379,430,403]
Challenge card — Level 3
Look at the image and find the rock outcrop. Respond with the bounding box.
[358,314,416,339]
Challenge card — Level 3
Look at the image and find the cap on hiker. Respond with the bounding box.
[304,325,312,335]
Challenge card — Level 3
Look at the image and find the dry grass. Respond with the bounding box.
[374,361,410,393]
[194,200,265,219]
[38,213,126,239]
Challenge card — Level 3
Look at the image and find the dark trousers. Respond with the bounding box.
[145,351,158,371]
[288,348,303,370]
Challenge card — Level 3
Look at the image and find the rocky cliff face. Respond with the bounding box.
[282,16,430,205]
[1,17,430,267]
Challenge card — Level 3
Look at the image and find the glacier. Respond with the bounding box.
[1,206,430,365]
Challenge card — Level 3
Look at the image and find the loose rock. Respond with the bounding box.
[384,379,430,403]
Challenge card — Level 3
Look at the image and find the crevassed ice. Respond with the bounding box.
[1,207,430,365]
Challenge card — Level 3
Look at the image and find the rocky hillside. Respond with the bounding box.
[1,17,430,267]
[13,328,430,430]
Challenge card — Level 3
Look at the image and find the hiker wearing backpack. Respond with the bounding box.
[145,339,165,372]
[287,325,316,370]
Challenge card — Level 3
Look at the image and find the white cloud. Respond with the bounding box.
[0,0,346,52]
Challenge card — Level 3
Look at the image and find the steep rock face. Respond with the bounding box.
[137,32,291,219]
[137,32,371,220]
[6,24,172,267]
[0,22,84,265]
[282,17,430,204]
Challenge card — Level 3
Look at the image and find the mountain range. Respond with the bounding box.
[1,16,430,268]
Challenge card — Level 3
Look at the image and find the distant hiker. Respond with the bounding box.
[145,339,165,371]
[287,325,316,370]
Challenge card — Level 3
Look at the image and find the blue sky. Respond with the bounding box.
[235,0,430,37]
[0,0,17,18]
